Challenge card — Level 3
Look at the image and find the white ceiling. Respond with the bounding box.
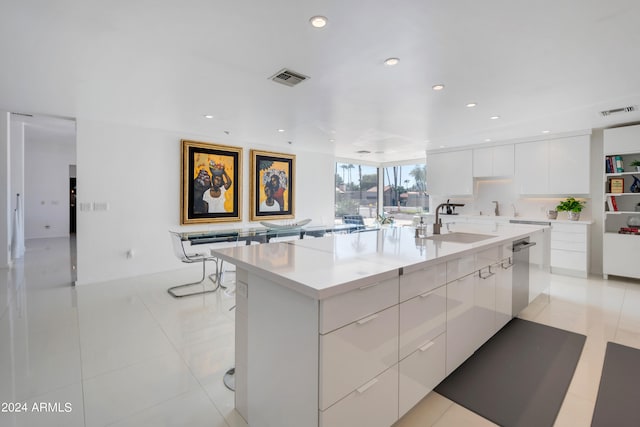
[3,1,640,162]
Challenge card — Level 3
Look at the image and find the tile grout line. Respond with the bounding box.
[136,286,234,427]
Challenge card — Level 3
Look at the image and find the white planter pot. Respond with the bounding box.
[568,211,581,221]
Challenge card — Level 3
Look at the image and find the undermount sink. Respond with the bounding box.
[425,232,495,243]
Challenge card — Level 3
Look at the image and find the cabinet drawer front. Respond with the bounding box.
[400,262,446,302]
[476,246,500,270]
[399,286,446,360]
[447,254,476,282]
[551,230,586,243]
[320,305,399,410]
[550,249,587,271]
[320,366,398,427]
[552,223,587,233]
[320,277,399,333]
[399,333,446,418]
[550,239,586,252]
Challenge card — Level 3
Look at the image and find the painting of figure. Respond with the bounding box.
[250,149,295,220]
[181,140,242,224]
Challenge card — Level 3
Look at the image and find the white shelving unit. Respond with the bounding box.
[603,125,640,280]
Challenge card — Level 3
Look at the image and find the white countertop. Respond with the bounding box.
[417,213,594,225]
[212,222,548,300]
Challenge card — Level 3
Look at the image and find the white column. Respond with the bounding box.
[0,111,11,268]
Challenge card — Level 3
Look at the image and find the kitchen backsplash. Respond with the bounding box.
[429,178,592,220]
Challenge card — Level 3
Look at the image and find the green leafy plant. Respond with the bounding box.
[556,197,586,213]
[630,160,640,167]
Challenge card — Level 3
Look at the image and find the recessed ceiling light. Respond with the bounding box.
[439,145,446,148]
[277,129,285,133]
[309,16,328,28]
[384,57,400,66]
[466,103,477,108]
[329,139,335,143]
[542,130,550,134]
[484,138,492,142]
[204,115,214,119]
[490,115,500,120]
[432,84,445,91]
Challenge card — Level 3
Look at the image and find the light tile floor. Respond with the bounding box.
[1,236,639,426]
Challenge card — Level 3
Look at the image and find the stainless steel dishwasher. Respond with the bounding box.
[511,237,537,315]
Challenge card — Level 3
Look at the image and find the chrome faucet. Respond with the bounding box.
[492,201,500,216]
[434,201,465,234]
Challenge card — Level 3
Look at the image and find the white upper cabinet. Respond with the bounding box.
[515,140,549,194]
[515,135,590,195]
[427,150,473,195]
[473,145,514,177]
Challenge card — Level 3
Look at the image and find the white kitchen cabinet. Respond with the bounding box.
[515,140,549,194]
[398,332,446,417]
[549,136,590,194]
[399,262,446,303]
[427,150,473,195]
[399,285,446,360]
[495,243,514,330]
[320,305,399,410]
[476,266,496,347]
[320,366,399,427]
[515,135,590,195]
[320,276,398,333]
[550,222,590,278]
[446,271,476,375]
[473,144,514,177]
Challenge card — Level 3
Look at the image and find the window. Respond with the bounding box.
[382,163,428,224]
[335,162,378,224]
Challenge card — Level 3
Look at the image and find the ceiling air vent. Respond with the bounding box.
[269,68,309,87]
[356,150,371,154]
[600,105,637,117]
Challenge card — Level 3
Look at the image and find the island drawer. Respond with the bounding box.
[399,332,446,417]
[320,366,398,427]
[319,305,399,410]
[319,276,399,334]
[399,285,446,360]
[399,262,446,302]
[446,254,476,282]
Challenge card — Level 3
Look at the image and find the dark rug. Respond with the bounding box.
[434,318,585,427]
[591,342,640,427]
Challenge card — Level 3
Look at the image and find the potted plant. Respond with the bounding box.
[630,160,640,172]
[556,197,586,221]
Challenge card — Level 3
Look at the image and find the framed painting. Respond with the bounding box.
[250,149,295,221]
[181,139,242,224]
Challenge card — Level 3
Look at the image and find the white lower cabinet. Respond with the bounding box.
[476,266,496,348]
[319,305,399,410]
[320,366,399,427]
[398,332,446,417]
[446,271,477,375]
[495,258,514,331]
[550,222,590,277]
[399,285,446,360]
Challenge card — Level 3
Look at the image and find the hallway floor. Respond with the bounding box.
[1,237,639,426]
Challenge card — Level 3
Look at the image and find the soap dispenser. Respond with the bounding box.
[415,217,427,238]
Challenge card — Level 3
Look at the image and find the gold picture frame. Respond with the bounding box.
[250,149,295,221]
[181,139,242,224]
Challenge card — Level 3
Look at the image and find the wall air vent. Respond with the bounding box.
[269,68,309,87]
[600,105,637,117]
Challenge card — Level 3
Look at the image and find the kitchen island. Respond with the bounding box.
[212,222,550,427]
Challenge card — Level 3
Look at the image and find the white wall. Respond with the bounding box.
[589,129,604,275]
[75,120,335,285]
[24,130,76,239]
